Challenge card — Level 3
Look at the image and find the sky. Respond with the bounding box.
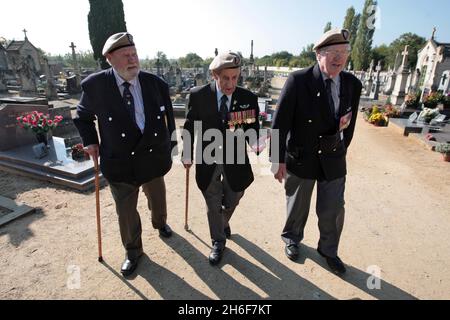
[1,0,450,59]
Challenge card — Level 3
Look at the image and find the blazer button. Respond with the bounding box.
[333,148,337,152]
[149,149,153,153]
[109,117,113,122]
[319,136,323,139]
[131,152,135,156]
[318,150,322,154]
[157,116,161,120]
[122,133,126,138]
[309,120,313,123]
[154,133,158,137]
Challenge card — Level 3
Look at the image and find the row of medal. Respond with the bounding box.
[228,109,257,131]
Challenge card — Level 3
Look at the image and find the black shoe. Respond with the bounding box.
[285,244,299,261]
[209,242,225,266]
[224,226,231,239]
[158,224,173,238]
[120,256,140,277]
[317,248,346,275]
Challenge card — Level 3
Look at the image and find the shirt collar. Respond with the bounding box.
[216,82,232,102]
[113,68,139,88]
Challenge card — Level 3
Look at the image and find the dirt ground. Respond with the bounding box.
[1,111,450,300]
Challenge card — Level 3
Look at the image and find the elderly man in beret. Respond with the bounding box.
[74,32,177,277]
[182,51,262,265]
[271,29,363,275]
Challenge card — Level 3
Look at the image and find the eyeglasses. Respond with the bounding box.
[321,49,351,57]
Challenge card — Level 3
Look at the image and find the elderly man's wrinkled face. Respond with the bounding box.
[317,44,351,78]
[213,68,241,96]
[107,46,140,81]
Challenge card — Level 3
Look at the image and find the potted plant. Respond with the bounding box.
[367,106,388,126]
[383,104,402,118]
[71,143,90,162]
[435,143,450,162]
[17,111,64,147]
[442,93,450,110]
[259,111,268,127]
[418,107,440,123]
[423,92,443,109]
[405,93,420,109]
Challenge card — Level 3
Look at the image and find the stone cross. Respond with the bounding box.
[432,27,437,40]
[70,42,81,77]
[401,45,409,71]
[23,28,28,40]
[376,61,382,72]
[215,48,218,57]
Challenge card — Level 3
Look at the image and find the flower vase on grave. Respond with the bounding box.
[35,132,48,147]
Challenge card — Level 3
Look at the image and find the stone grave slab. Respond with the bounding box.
[0,195,35,227]
[0,137,103,191]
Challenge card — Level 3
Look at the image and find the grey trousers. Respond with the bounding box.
[109,177,168,260]
[201,165,244,247]
[282,171,346,258]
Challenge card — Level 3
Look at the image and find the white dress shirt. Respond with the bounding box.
[113,69,146,133]
[216,83,232,112]
[321,70,341,117]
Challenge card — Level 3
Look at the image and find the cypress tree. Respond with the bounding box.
[88,0,127,69]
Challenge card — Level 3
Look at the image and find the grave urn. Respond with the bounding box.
[35,132,48,147]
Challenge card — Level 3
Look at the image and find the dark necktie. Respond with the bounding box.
[122,82,136,123]
[220,95,229,125]
[325,79,337,119]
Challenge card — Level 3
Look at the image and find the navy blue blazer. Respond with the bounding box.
[183,82,260,192]
[74,68,177,184]
[272,64,362,181]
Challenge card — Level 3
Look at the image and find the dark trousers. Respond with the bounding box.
[282,171,346,258]
[109,177,168,260]
[201,165,244,247]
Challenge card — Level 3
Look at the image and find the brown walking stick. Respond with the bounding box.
[93,156,103,262]
[184,167,190,231]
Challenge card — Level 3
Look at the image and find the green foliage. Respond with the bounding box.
[435,143,450,154]
[343,7,360,66]
[88,0,127,69]
[388,33,426,70]
[324,22,332,33]
[178,53,204,68]
[46,51,98,70]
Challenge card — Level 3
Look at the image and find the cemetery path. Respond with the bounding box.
[0,117,449,300]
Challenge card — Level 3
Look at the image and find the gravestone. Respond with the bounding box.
[369,61,382,100]
[17,56,38,96]
[364,60,375,95]
[438,71,450,93]
[49,106,82,147]
[66,75,81,94]
[43,57,58,100]
[0,104,49,151]
[391,46,411,105]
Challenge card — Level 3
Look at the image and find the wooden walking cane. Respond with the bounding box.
[93,156,103,262]
[184,167,190,231]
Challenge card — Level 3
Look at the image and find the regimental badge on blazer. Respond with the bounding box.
[239,104,251,110]
[228,109,256,132]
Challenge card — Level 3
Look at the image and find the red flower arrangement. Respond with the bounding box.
[259,112,268,121]
[17,111,63,134]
